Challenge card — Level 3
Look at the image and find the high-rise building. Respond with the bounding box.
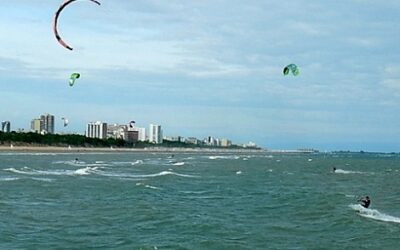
[134,127,146,141]
[31,118,42,133]
[86,121,107,139]
[123,130,139,143]
[149,124,163,144]
[40,114,55,134]
[30,114,55,134]
[1,121,11,132]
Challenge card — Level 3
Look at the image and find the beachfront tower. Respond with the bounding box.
[1,121,11,132]
[40,114,55,134]
[136,127,146,141]
[86,121,108,139]
[31,118,42,133]
[149,124,163,144]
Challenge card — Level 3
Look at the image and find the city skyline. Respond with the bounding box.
[1,114,256,148]
[1,1,400,152]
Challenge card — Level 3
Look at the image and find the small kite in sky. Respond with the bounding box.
[283,64,299,76]
[61,117,69,127]
[69,73,80,86]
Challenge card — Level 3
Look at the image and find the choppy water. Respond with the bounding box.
[0,151,399,249]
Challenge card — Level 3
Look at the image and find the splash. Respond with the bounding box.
[350,204,400,223]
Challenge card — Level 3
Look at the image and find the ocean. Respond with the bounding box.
[0,151,399,249]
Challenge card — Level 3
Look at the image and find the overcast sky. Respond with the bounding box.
[0,0,399,152]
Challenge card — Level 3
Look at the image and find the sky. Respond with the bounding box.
[0,0,400,152]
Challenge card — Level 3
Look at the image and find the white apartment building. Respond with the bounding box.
[86,121,107,139]
[149,124,163,144]
[1,121,11,132]
[135,127,146,141]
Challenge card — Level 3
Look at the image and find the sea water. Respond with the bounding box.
[0,151,399,249]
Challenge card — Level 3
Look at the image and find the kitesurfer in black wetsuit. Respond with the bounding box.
[358,196,370,208]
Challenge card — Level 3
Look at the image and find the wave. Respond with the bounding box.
[172,162,185,166]
[4,167,197,179]
[236,171,242,175]
[135,182,162,190]
[131,160,143,165]
[334,169,366,174]
[74,167,99,175]
[0,177,20,181]
[4,166,99,176]
[135,171,197,178]
[350,204,400,223]
[208,155,240,160]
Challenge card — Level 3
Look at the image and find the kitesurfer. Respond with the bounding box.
[358,196,370,208]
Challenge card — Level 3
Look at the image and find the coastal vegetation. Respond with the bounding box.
[0,131,258,149]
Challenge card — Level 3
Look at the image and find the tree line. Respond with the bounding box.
[0,131,250,149]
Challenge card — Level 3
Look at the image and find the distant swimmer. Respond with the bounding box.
[74,158,79,163]
[358,196,371,208]
[333,167,336,173]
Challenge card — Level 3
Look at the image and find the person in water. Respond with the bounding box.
[358,196,370,208]
[332,167,336,173]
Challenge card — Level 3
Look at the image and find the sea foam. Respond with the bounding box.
[350,204,400,223]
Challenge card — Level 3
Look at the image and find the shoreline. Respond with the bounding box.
[0,145,264,153]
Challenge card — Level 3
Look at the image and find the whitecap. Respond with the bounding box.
[335,169,366,174]
[145,184,162,190]
[208,155,240,160]
[135,171,197,178]
[74,167,99,175]
[0,177,20,181]
[172,162,185,166]
[131,160,143,165]
[350,204,400,223]
[31,177,53,182]
[4,167,33,175]
[236,171,242,175]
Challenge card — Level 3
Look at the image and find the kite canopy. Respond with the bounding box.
[69,73,80,86]
[53,0,101,50]
[61,117,69,127]
[283,64,299,76]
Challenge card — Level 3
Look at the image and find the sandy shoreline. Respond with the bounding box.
[0,145,264,153]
